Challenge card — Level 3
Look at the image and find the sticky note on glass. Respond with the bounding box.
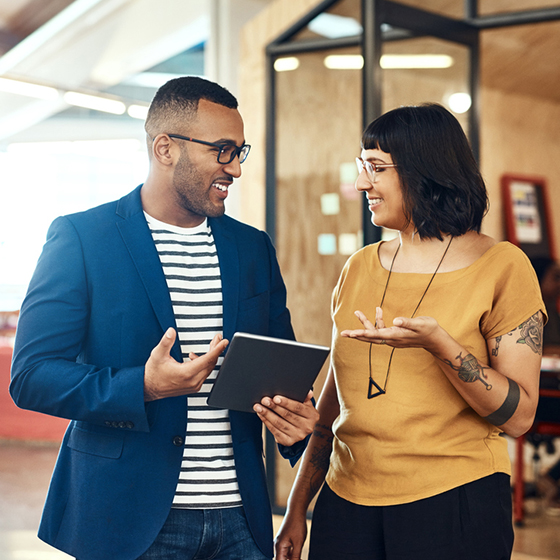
[321,193,340,215]
[318,233,337,255]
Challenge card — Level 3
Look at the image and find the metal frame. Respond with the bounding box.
[264,0,560,514]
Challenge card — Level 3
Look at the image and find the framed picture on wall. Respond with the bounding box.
[501,174,556,259]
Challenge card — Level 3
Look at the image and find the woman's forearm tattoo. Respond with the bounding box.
[308,424,334,496]
[441,352,492,390]
[484,376,521,426]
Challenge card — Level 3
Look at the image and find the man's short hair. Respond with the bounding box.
[145,76,238,138]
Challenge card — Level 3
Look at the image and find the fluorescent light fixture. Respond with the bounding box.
[63,91,126,114]
[324,55,364,70]
[448,92,472,114]
[128,104,149,120]
[324,54,454,70]
[0,77,59,100]
[308,13,362,39]
[274,57,300,72]
[381,54,453,69]
[7,139,143,156]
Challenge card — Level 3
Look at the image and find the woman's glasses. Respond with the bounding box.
[356,157,396,183]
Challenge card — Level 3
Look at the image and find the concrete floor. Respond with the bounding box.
[1,440,559,560]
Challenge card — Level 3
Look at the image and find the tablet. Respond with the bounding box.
[207,332,330,413]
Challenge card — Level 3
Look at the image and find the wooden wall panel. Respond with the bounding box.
[274,48,362,506]
[480,87,560,253]
[238,0,322,230]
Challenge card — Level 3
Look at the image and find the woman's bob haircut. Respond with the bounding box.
[362,103,488,240]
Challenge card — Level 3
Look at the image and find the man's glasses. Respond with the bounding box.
[168,134,251,164]
[356,157,396,183]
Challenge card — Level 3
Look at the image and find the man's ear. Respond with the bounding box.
[151,134,176,167]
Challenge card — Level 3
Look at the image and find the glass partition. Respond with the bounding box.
[273,45,362,507]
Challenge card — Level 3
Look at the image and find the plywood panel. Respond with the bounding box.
[274,47,362,506]
[480,87,560,253]
[238,0,322,230]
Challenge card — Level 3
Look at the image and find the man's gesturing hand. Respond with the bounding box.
[254,391,319,446]
[144,327,228,402]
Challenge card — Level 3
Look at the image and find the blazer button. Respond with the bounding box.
[173,436,184,447]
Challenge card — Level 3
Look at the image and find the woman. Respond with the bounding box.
[274,104,546,560]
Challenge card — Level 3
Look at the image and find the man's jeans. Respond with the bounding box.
[136,507,270,560]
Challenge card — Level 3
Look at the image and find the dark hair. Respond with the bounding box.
[145,76,238,138]
[530,256,555,284]
[362,103,488,240]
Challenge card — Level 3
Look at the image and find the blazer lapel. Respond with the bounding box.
[210,217,239,341]
[115,187,181,360]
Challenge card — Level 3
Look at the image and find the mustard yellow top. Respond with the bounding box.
[326,241,546,506]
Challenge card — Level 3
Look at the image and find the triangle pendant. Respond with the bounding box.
[368,377,386,399]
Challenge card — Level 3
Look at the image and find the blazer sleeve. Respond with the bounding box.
[10,216,150,432]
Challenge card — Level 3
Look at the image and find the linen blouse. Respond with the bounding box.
[326,241,546,506]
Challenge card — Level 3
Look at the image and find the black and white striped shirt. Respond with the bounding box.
[146,214,242,509]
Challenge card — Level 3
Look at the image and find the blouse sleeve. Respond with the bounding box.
[480,243,547,340]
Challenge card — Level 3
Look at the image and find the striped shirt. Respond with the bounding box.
[146,213,242,509]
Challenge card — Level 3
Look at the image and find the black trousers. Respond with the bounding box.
[309,474,513,560]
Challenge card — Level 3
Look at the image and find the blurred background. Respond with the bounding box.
[1,1,560,558]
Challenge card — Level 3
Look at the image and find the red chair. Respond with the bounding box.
[513,386,560,526]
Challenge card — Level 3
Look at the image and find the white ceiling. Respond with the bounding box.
[1,0,559,148]
[0,0,272,147]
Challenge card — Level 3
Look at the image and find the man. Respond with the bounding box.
[10,77,318,560]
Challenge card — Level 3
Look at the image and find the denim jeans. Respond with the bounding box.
[136,507,270,560]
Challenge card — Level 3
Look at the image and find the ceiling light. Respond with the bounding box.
[323,54,454,70]
[381,54,453,68]
[308,13,362,39]
[324,55,363,70]
[274,57,300,72]
[63,92,126,115]
[128,104,149,120]
[448,92,472,113]
[0,77,59,100]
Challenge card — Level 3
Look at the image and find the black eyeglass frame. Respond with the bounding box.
[167,133,251,164]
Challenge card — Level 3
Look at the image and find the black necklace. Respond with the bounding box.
[368,236,454,399]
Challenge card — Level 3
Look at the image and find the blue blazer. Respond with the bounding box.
[10,186,303,560]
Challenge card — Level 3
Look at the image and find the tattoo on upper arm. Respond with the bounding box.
[491,312,543,357]
[483,377,521,426]
[516,312,543,355]
[441,352,492,390]
[492,333,512,357]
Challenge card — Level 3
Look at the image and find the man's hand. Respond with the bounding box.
[254,390,319,447]
[144,327,228,401]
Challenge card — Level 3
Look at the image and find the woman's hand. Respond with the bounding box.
[340,307,446,352]
[274,509,308,560]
